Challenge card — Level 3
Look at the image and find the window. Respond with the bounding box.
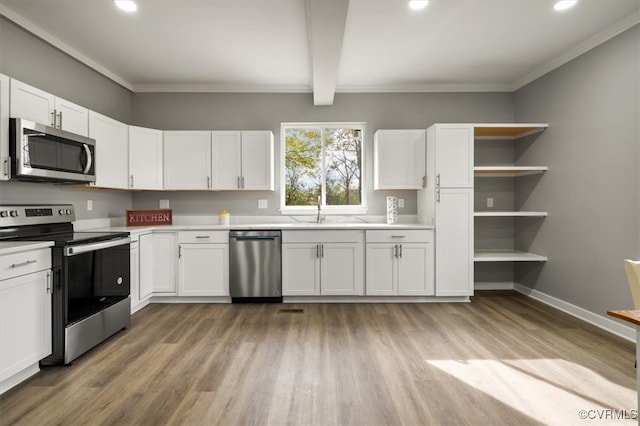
[281,123,366,214]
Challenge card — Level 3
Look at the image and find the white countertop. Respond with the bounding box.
[0,241,54,255]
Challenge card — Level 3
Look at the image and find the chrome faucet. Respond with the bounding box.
[316,196,324,223]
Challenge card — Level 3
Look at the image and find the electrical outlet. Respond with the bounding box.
[159,199,170,209]
[258,199,268,209]
[487,197,494,208]
[87,200,93,211]
[398,198,405,208]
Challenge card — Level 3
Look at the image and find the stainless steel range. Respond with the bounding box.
[0,204,131,364]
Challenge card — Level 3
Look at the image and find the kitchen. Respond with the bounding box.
[0,0,639,423]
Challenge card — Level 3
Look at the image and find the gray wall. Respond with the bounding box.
[513,25,640,313]
[131,92,514,215]
[0,17,133,220]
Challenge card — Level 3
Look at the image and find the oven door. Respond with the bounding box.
[10,117,96,183]
[63,237,131,325]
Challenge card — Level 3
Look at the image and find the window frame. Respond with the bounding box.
[280,122,368,215]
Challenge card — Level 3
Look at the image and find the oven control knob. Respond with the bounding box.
[10,210,19,217]
[65,209,72,215]
[0,211,7,218]
[59,209,65,215]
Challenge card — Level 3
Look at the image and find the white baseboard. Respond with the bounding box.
[283,296,470,303]
[513,283,635,342]
[475,282,515,291]
[0,363,39,395]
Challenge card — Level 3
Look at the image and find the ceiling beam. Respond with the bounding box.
[306,0,350,106]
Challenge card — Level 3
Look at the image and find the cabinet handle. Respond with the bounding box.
[399,244,403,258]
[237,176,240,189]
[178,246,182,258]
[316,244,320,258]
[436,189,440,203]
[422,175,426,188]
[436,173,441,187]
[195,235,210,239]
[241,176,245,189]
[47,271,52,294]
[51,110,56,127]
[3,156,10,178]
[390,235,406,239]
[10,259,37,268]
[207,176,211,189]
[321,244,324,258]
[130,174,134,187]
[57,111,62,129]
[394,245,398,258]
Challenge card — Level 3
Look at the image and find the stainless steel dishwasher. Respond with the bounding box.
[229,230,282,302]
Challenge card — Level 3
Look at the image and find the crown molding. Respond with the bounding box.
[131,83,313,93]
[335,83,514,93]
[0,5,134,91]
[512,10,640,91]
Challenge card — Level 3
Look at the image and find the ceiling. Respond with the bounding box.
[1,0,639,105]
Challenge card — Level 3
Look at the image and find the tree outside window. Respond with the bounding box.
[283,124,364,211]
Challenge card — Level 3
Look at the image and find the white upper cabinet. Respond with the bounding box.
[163,131,212,190]
[89,111,129,189]
[432,124,473,188]
[211,131,274,191]
[129,126,163,190]
[373,129,426,190]
[241,131,274,190]
[0,74,9,181]
[10,78,88,136]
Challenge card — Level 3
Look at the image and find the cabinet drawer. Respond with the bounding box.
[366,230,433,244]
[282,230,363,243]
[0,248,51,281]
[178,231,228,244]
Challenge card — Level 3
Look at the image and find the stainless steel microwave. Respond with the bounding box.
[10,117,96,184]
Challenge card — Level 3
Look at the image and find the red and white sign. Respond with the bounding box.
[126,209,172,226]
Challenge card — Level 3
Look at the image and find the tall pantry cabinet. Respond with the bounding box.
[418,124,474,297]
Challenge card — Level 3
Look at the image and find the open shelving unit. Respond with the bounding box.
[473,123,549,288]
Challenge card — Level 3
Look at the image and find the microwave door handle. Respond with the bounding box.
[82,144,92,174]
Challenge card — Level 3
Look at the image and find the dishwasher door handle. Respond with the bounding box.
[230,236,280,241]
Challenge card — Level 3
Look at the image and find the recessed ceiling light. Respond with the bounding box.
[554,0,578,11]
[114,0,137,13]
[409,0,429,11]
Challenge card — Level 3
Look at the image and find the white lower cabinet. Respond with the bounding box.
[139,232,177,295]
[365,230,434,296]
[0,247,52,394]
[282,230,364,296]
[178,231,229,296]
[435,188,473,296]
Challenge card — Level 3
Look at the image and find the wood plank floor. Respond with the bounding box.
[1,291,636,425]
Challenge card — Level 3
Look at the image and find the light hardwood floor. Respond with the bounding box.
[0,291,636,425]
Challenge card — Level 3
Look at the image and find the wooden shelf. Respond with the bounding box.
[474,166,548,177]
[474,249,547,262]
[474,211,547,217]
[474,123,548,139]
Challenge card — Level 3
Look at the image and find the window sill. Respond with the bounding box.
[280,206,369,216]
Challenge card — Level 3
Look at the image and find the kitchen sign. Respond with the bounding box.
[126,209,172,226]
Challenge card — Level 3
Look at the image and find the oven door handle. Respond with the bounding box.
[64,237,131,257]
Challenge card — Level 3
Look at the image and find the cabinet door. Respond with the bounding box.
[153,233,177,294]
[321,243,363,296]
[434,124,473,188]
[282,243,320,296]
[211,131,242,190]
[54,97,88,136]
[365,243,397,296]
[241,131,274,190]
[435,188,473,296]
[0,270,51,382]
[179,244,229,296]
[398,243,434,296]
[89,111,129,189]
[0,74,9,181]
[10,79,55,126]
[164,131,212,190]
[374,130,425,190]
[129,126,163,190]
[139,234,154,299]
